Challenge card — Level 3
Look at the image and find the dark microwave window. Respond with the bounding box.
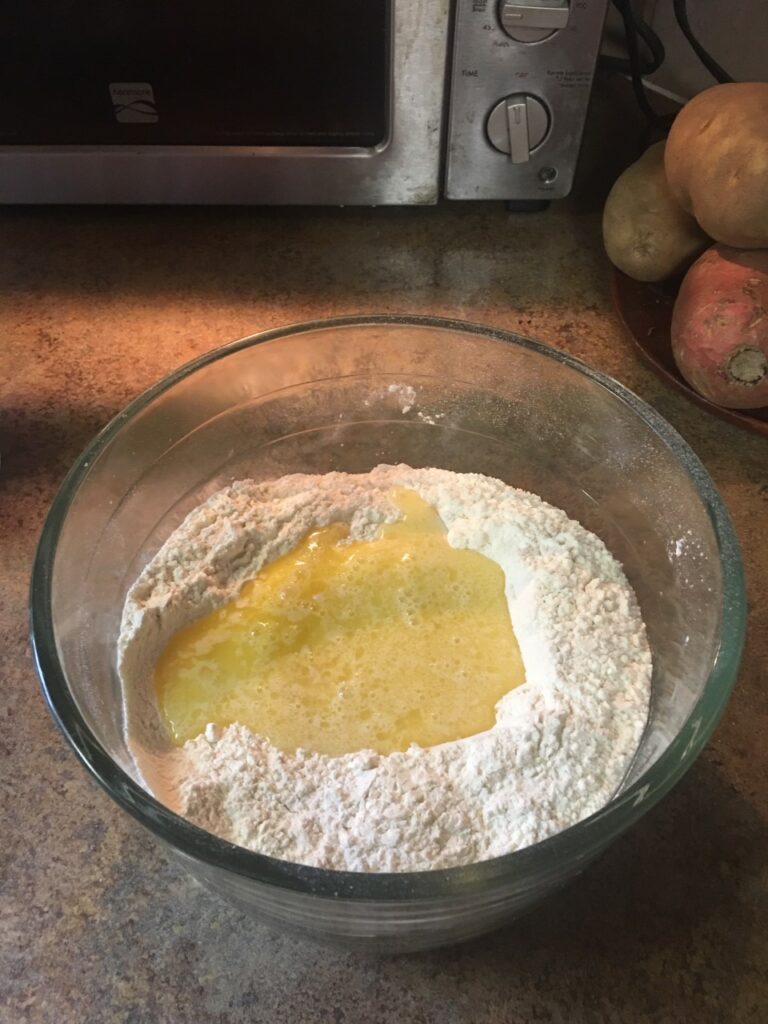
[0,1,389,146]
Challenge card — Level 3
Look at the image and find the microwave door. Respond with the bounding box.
[0,0,449,205]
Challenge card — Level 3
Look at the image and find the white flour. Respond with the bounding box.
[118,465,652,872]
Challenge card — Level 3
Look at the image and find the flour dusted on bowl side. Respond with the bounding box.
[118,465,652,872]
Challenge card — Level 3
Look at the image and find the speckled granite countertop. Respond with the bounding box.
[2,94,766,1022]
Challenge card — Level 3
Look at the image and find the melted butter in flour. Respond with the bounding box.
[154,488,525,756]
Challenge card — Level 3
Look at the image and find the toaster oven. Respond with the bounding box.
[0,0,608,204]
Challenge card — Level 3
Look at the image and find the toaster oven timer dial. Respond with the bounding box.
[486,94,550,163]
[498,0,569,43]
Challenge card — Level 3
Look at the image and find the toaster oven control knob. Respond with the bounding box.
[499,0,569,43]
[486,94,550,162]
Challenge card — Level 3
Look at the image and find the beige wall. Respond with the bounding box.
[647,0,768,97]
[603,0,768,101]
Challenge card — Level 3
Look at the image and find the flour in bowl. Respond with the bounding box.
[118,465,652,871]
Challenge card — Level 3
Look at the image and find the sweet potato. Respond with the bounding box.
[671,245,768,409]
[602,142,709,282]
[665,83,768,249]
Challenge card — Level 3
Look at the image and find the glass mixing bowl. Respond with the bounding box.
[31,315,746,953]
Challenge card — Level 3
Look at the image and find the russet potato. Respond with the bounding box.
[665,83,768,249]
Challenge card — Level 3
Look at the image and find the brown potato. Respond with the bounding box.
[665,83,768,249]
[602,142,709,282]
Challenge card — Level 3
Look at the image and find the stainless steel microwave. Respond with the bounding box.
[0,0,608,205]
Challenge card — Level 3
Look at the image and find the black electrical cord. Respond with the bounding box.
[623,15,665,73]
[611,0,661,122]
[600,4,666,76]
[673,0,734,83]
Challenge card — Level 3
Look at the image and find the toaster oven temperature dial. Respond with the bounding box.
[499,0,570,43]
[486,94,550,162]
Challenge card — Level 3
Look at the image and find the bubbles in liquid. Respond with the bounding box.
[155,488,526,756]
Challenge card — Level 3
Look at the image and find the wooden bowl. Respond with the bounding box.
[611,270,768,438]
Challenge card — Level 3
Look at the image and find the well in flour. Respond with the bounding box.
[118,465,652,872]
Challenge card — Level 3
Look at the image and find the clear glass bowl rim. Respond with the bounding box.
[29,314,746,900]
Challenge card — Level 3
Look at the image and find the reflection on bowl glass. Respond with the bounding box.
[31,315,745,953]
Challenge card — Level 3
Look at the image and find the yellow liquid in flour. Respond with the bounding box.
[155,488,525,756]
